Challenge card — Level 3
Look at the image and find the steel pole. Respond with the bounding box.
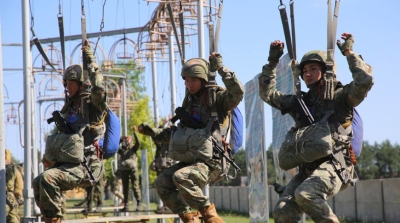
[22,0,34,220]
[168,31,177,115]
[0,20,7,223]
[151,51,159,126]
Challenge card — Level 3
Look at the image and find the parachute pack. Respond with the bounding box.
[351,108,363,158]
[228,107,244,155]
[99,109,121,159]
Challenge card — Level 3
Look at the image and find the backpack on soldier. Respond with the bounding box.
[99,109,121,159]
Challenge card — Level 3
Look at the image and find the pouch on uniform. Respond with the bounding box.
[169,127,213,163]
[278,121,334,170]
[45,132,84,164]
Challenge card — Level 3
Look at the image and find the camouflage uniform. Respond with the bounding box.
[142,56,244,218]
[259,46,373,222]
[118,132,142,210]
[5,149,24,223]
[32,42,107,220]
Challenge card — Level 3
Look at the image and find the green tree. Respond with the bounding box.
[375,140,400,178]
[355,141,379,180]
[266,144,277,185]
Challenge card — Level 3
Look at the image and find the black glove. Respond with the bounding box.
[337,34,354,56]
[268,42,285,63]
[209,53,223,72]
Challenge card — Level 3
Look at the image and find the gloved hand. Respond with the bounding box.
[268,41,284,64]
[82,39,95,63]
[209,52,223,72]
[138,123,156,137]
[336,33,354,56]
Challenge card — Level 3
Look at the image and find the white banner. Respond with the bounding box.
[245,75,268,223]
[272,53,297,184]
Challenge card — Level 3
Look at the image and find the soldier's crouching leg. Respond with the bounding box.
[37,167,83,218]
[33,175,42,208]
[273,172,307,223]
[154,162,190,214]
[294,162,341,223]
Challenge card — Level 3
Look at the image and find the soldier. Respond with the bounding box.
[117,125,142,212]
[151,117,174,215]
[33,39,107,223]
[258,33,373,222]
[5,149,24,223]
[138,53,244,223]
[113,170,124,205]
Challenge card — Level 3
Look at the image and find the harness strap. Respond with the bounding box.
[32,37,59,73]
[57,10,65,73]
[166,2,185,66]
[289,0,296,60]
[278,3,294,60]
[179,0,185,60]
[214,1,223,53]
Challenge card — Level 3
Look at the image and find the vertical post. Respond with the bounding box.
[151,50,159,126]
[141,149,150,214]
[197,0,205,59]
[168,30,176,115]
[198,0,208,198]
[122,76,128,136]
[0,21,7,223]
[22,0,33,220]
[31,79,40,214]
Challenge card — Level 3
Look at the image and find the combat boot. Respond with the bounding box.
[43,216,61,223]
[178,211,201,223]
[81,204,93,214]
[119,202,129,212]
[135,201,142,211]
[198,203,225,223]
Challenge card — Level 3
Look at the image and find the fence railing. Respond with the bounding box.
[150,178,400,222]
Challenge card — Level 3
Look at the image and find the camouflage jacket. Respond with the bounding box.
[118,132,141,170]
[259,53,373,128]
[146,67,245,144]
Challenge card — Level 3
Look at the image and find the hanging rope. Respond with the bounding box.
[93,0,107,55]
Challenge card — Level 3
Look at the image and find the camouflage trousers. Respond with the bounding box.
[119,169,141,203]
[32,156,102,218]
[6,193,20,223]
[273,161,348,223]
[154,159,223,214]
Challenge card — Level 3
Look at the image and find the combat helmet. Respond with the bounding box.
[181,58,209,82]
[299,50,327,78]
[63,64,84,84]
[120,136,133,148]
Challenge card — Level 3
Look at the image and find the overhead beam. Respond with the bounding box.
[30,26,149,45]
